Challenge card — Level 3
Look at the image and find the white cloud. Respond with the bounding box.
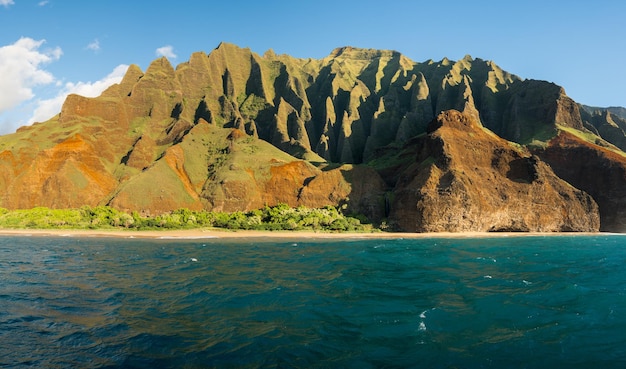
[86,39,100,52]
[28,64,128,125]
[38,0,49,6]
[0,38,130,134]
[156,45,177,59]
[1,0,15,7]
[0,37,62,113]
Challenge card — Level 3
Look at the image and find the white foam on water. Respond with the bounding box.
[418,322,427,331]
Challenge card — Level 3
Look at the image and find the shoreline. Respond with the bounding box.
[0,228,613,240]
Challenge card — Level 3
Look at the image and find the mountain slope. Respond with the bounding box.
[0,43,624,232]
[533,131,626,232]
[389,110,599,232]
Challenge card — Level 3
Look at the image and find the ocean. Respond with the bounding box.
[1,234,625,368]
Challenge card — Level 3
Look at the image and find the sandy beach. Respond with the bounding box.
[0,228,607,240]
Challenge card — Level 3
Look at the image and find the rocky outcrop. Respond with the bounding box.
[579,108,626,152]
[533,131,626,232]
[489,81,584,144]
[389,110,599,232]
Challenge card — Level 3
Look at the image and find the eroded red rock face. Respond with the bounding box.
[389,111,599,232]
[534,132,626,232]
[4,134,117,209]
[93,122,386,220]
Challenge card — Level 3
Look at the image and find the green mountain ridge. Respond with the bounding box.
[1,42,625,232]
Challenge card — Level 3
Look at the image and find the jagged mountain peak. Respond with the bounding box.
[263,48,276,58]
[123,63,144,78]
[4,42,626,232]
[328,46,401,60]
[58,42,588,162]
[101,63,143,98]
[146,56,175,74]
[214,41,248,53]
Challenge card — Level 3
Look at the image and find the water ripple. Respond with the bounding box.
[1,235,626,368]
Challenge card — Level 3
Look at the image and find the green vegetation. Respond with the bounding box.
[557,124,602,144]
[366,142,412,171]
[555,124,626,158]
[238,93,268,119]
[0,204,375,232]
[519,123,557,148]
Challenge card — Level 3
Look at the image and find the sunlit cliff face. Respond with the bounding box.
[389,110,599,232]
[0,43,624,231]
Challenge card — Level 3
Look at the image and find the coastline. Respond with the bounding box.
[0,228,609,240]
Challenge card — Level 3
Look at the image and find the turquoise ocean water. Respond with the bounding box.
[1,234,626,368]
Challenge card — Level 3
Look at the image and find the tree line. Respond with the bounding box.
[0,204,377,232]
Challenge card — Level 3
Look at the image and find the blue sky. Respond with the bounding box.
[0,0,625,134]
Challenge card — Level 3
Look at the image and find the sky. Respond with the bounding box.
[0,0,625,134]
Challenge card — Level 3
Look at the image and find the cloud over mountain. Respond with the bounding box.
[156,45,177,59]
[0,37,128,133]
[28,64,128,125]
[0,37,61,113]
